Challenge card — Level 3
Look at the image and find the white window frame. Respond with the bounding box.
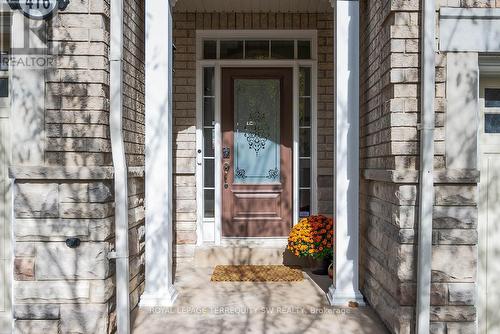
[195,30,318,245]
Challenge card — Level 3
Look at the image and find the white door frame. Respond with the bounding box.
[195,30,318,246]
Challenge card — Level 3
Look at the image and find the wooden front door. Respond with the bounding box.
[222,68,293,237]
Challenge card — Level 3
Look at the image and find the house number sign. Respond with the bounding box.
[8,0,70,20]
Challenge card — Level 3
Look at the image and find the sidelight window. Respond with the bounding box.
[299,67,312,218]
[202,67,216,218]
[484,88,500,134]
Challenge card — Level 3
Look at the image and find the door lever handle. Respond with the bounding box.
[223,162,230,189]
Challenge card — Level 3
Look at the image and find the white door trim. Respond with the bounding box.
[195,30,318,245]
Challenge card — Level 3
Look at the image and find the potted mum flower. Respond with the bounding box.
[287,215,334,275]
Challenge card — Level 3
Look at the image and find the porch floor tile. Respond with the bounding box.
[131,266,389,334]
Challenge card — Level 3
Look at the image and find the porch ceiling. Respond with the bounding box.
[173,0,333,13]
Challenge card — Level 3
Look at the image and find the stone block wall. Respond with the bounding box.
[12,176,115,334]
[172,11,334,260]
[127,173,145,312]
[359,1,479,333]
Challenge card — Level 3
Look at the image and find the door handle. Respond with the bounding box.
[196,149,202,166]
[223,162,230,189]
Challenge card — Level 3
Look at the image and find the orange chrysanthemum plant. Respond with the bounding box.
[287,215,334,260]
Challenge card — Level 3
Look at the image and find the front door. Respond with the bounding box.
[479,76,500,333]
[221,68,293,237]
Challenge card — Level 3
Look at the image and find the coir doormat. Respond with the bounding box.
[211,265,304,282]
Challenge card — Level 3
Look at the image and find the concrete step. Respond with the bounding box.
[193,246,319,268]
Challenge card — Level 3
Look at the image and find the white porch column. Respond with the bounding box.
[327,0,365,306]
[140,0,178,307]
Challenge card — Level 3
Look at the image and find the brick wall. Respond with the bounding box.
[123,0,145,167]
[123,0,146,316]
[172,11,334,261]
[359,1,478,333]
[46,1,111,167]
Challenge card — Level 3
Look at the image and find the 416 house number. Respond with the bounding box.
[8,0,70,20]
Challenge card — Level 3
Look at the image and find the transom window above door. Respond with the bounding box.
[202,39,312,60]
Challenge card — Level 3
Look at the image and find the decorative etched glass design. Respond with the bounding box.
[234,79,280,183]
[235,167,247,180]
[244,113,270,156]
[267,168,280,180]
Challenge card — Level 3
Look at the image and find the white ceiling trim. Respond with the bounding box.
[174,0,333,13]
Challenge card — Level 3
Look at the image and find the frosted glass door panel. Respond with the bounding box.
[234,79,280,183]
